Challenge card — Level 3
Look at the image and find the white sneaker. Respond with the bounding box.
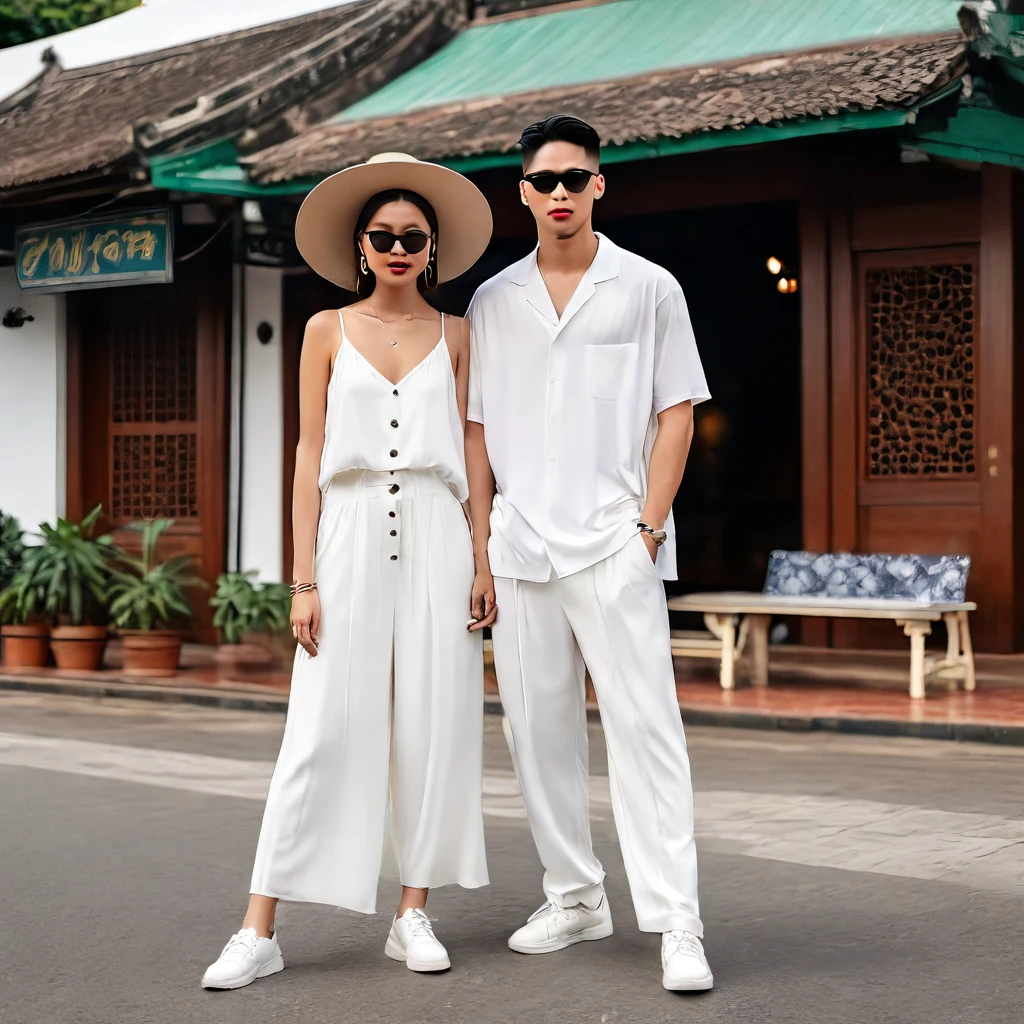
[201,927,284,990]
[385,908,451,972]
[507,896,613,954]
[661,930,714,991]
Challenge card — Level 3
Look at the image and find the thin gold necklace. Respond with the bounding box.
[351,306,440,346]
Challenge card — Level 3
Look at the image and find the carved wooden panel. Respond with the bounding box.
[111,434,198,520]
[865,262,976,476]
[104,286,200,522]
[111,302,196,424]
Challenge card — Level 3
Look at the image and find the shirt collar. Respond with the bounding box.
[510,233,621,330]
[509,232,621,287]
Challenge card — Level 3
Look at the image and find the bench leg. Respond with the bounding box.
[959,610,976,692]
[900,620,932,700]
[705,613,739,691]
[944,611,960,664]
[747,614,771,687]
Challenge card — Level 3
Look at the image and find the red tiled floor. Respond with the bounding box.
[674,678,1024,727]
[6,642,1024,732]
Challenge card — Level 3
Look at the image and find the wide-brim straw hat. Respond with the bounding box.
[294,152,493,290]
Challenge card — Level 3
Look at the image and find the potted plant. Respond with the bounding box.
[107,518,203,677]
[0,512,49,669]
[17,506,114,671]
[210,571,292,684]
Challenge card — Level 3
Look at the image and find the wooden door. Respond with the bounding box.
[67,256,228,640]
[833,241,1002,648]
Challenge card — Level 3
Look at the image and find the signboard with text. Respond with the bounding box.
[16,210,173,292]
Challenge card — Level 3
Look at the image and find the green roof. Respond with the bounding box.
[337,0,964,122]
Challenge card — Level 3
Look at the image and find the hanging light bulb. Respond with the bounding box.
[777,277,790,293]
[787,277,798,293]
[766,256,783,275]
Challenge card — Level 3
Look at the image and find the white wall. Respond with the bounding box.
[238,265,285,582]
[0,268,65,533]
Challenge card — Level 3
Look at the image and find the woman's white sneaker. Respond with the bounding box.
[201,927,284,990]
[507,896,613,954]
[661,930,714,991]
[385,909,451,972]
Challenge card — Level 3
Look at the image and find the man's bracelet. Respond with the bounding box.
[637,522,668,547]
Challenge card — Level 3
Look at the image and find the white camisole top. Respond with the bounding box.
[318,309,469,501]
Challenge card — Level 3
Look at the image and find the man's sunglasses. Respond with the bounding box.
[523,169,597,194]
[363,229,431,255]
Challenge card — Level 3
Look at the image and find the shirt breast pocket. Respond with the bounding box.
[585,343,638,401]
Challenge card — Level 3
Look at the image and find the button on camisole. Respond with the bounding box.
[318,309,469,501]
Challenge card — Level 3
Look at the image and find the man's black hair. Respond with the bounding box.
[518,115,601,170]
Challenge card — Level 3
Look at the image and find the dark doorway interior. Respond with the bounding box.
[285,201,803,608]
[599,202,803,601]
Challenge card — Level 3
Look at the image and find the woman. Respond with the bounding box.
[202,153,497,989]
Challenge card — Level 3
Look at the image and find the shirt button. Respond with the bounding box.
[393,389,399,397]
[389,484,400,494]
[391,420,399,428]
[550,376,556,383]
[388,511,396,518]
[548,455,555,463]
[390,554,398,561]
[390,530,397,537]
[390,449,398,458]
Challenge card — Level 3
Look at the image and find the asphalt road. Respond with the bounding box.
[1,690,1022,1024]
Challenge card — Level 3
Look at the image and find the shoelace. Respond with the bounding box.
[220,929,259,961]
[406,910,437,940]
[664,930,703,960]
[527,901,586,928]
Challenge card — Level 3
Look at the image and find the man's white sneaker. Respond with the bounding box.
[507,896,613,954]
[385,909,451,972]
[661,930,714,991]
[201,927,284,990]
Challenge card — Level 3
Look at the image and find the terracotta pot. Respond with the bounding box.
[119,630,182,677]
[1,622,51,669]
[215,640,276,685]
[242,630,296,671]
[50,625,109,671]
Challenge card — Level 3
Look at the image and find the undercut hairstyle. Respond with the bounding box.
[353,188,438,297]
[518,115,601,170]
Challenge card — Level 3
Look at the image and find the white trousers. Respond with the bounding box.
[492,532,702,935]
[251,469,488,913]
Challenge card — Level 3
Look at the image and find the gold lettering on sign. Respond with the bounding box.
[122,229,157,260]
[85,230,119,273]
[67,230,86,274]
[48,237,67,273]
[19,234,49,278]
[101,230,122,264]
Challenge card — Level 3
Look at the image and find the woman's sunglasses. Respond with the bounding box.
[363,229,431,255]
[523,169,597,194]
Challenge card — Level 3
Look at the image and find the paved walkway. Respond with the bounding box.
[2,690,1023,1024]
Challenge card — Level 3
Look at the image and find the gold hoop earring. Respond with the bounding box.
[360,253,368,275]
[423,259,438,290]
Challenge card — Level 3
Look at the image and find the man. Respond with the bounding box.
[465,114,713,992]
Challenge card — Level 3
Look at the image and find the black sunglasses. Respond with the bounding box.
[523,169,597,194]
[363,229,431,255]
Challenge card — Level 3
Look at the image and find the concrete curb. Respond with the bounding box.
[3,674,1023,746]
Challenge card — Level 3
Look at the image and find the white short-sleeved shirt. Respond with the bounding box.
[468,233,710,582]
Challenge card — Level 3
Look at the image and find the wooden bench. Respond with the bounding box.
[667,551,976,699]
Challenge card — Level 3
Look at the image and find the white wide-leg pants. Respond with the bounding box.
[250,469,489,914]
[492,532,702,935]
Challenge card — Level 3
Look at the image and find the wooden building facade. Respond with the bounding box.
[4,0,1024,652]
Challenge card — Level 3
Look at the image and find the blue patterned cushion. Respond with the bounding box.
[762,551,970,604]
